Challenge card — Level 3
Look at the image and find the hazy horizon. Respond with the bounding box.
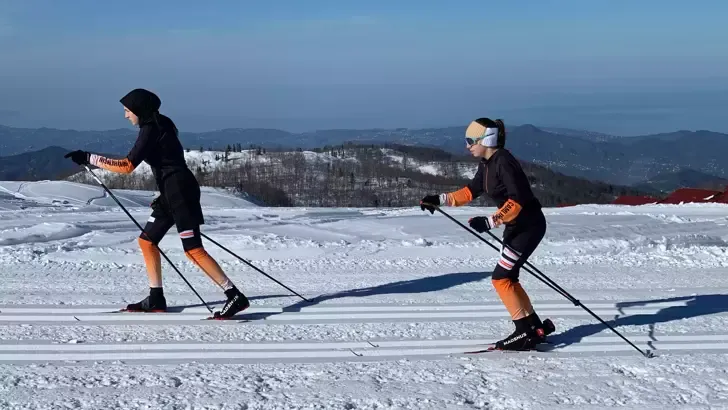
[2,0,727,136]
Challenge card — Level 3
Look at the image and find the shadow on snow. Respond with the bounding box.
[229,270,493,321]
[546,294,728,347]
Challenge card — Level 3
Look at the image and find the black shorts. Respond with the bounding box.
[140,205,203,252]
[492,210,547,281]
[140,170,204,251]
[159,169,204,227]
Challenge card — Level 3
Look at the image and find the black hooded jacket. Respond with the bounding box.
[88,89,203,224]
[119,88,190,187]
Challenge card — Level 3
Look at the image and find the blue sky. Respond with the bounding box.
[1,0,727,134]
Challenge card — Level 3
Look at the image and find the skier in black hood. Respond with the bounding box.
[65,88,249,319]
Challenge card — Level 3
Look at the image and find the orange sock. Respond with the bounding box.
[138,237,162,287]
[185,247,235,291]
[492,278,534,320]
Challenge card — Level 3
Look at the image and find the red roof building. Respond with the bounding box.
[658,188,723,204]
[701,190,728,204]
[611,195,661,206]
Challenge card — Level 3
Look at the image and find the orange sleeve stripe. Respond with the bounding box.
[492,199,522,224]
[445,186,473,206]
[90,154,136,174]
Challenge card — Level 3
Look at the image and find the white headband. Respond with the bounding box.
[466,121,500,147]
[480,127,499,147]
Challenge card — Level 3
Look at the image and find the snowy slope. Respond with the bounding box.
[0,180,258,209]
[69,149,359,181]
[381,147,477,179]
[1,181,728,408]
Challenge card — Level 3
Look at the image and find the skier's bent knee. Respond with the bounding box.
[138,236,156,248]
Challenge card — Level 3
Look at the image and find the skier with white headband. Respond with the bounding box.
[419,117,555,351]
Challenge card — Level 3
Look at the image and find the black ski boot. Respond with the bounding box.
[212,287,250,319]
[494,312,555,351]
[124,287,167,312]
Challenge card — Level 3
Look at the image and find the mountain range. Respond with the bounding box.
[632,169,728,193]
[0,123,726,192]
[64,143,650,208]
[0,146,78,181]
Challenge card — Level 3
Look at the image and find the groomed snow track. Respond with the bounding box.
[1,299,726,364]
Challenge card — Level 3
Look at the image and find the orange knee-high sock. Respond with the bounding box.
[138,237,162,288]
[492,278,534,320]
[185,247,235,291]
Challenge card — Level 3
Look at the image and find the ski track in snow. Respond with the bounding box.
[1,181,728,408]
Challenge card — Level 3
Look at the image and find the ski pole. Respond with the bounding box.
[83,166,214,313]
[430,204,654,358]
[434,206,572,301]
[200,232,310,302]
[423,203,572,300]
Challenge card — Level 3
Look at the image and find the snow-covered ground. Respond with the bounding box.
[1,181,728,409]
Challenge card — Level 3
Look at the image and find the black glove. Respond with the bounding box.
[64,150,90,165]
[420,194,440,214]
[150,195,166,212]
[468,215,496,233]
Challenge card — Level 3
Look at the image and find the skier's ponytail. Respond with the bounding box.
[494,119,506,148]
[470,117,506,148]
